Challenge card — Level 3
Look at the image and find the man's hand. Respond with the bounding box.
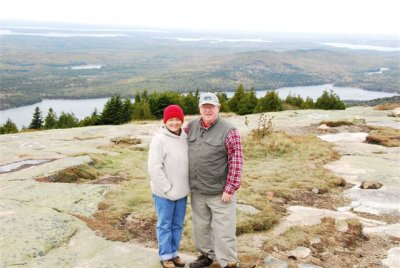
[221,192,233,203]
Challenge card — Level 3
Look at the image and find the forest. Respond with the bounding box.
[1,28,399,110]
[1,85,349,134]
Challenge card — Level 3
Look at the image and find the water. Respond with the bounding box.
[0,98,110,129]
[225,84,398,100]
[68,64,102,70]
[321,43,400,52]
[0,159,51,173]
[0,29,127,38]
[0,85,398,129]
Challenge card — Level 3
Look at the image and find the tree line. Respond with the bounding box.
[1,85,345,134]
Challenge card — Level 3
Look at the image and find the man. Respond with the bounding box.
[184,92,243,268]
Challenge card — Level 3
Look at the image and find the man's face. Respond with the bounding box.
[199,103,220,125]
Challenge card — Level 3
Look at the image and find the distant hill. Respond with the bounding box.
[0,28,399,109]
[345,95,400,107]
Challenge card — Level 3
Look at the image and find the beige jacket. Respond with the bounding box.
[148,126,189,200]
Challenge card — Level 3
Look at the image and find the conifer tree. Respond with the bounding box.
[0,119,18,134]
[44,108,58,129]
[29,106,43,129]
[255,90,283,112]
[301,97,315,109]
[285,92,304,108]
[57,112,79,128]
[228,84,246,113]
[315,90,346,110]
[183,92,199,115]
[122,97,133,123]
[132,99,153,120]
[100,95,124,124]
[236,88,258,115]
[80,109,99,126]
[216,92,230,113]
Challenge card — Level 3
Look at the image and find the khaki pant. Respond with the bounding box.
[191,192,237,267]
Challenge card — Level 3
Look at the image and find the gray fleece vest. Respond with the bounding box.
[188,117,234,194]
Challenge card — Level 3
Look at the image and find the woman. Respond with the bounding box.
[148,104,189,268]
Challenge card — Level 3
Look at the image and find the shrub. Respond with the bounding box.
[315,90,346,110]
[255,90,283,112]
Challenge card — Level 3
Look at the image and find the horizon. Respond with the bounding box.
[1,0,400,36]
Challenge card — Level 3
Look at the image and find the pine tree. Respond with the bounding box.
[301,97,315,109]
[0,119,18,134]
[216,92,230,113]
[315,90,346,110]
[228,84,246,113]
[44,108,58,129]
[57,112,79,128]
[122,97,133,123]
[29,106,43,129]
[80,109,99,126]
[132,99,153,120]
[148,91,182,119]
[236,88,258,115]
[255,90,283,112]
[100,96,124,124]
[183,92,199,115]
[285,92,304,108]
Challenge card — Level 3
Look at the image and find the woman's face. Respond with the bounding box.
[165,117,183,134]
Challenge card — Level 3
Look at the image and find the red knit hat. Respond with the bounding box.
[163,105,184,123]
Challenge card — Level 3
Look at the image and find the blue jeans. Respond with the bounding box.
[153,194,187,260]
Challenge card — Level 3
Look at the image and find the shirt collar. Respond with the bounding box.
[200,116,219,129]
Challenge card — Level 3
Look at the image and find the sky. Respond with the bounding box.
[1,0,399,35]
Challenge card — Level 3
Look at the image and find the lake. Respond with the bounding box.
[0,84,398,129]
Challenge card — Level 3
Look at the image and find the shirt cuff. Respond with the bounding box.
[224,184,236,195]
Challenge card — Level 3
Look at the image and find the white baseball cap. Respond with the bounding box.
[199,92,220,106]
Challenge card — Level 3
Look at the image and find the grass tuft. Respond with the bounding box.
[366,126,400,147]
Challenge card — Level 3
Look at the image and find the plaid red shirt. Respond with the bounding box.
[184,118,243,195]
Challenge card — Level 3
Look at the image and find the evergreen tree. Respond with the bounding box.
[80,109,99,126]
[141,89,149,101]
[183,92,199,115]
[132,99,153,120]
[29,106,43,129]
[122,97,133,123]
[255,90,283,112]
[44,108,58,129]
[315,90,346,110]
[0,119,18,134]
[301,97,315,109]
[236,88,258,115]
[216,92,230,113]
[285,92,304,108]
[100,95,124,124]
[194,89,200,100]
[228,84,246,113]
[57,112,79,128]
[148,91,183,119]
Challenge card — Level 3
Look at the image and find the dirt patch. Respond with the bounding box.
[287,190,350,210]
[300,124,371,136]
[74,211,157,247]
[264,217,400,268]
[123,216,158,247]
[89,175,128,184]
[353,211,400,225]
